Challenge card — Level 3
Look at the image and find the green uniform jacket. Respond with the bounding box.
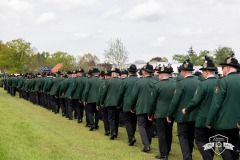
[118,75,139,112]
[206,72,240,130]
[50,77,62,96]
[17,77,24,89]
[131,76,158,116]
[153,75,159,81]
[43,77,52,93]
[34,78,43,92]
[23,79,31,91]
[100,77,122,107]
[29,79,35,91]
[59,78,68,98]
[97,78,105,107]
[151,79,176,118]
[185,77,217,128]
[64,78,76,99]
[83,76,101,103]
[167,76,200,123]
[72,76,87,100]
[7,78,12,86]
[12,77,18,87]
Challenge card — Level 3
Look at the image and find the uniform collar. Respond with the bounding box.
[184,75,193,79]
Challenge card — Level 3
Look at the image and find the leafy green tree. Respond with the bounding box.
[45,51,76,72]
[213,46,234,66]
[77,53,100,71]
[3,38,33,73]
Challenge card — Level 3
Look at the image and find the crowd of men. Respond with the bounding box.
[1,54,240,160]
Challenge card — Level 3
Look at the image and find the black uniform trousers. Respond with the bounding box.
[35,92,40,105]
[60,98,66,116]
[107,106,120,136]
[156,118,174,156]
[51,95,60,113]
[177,121,195,160]
[11,87,16,96]
[74,99,84,121]
[195,127,215,160]
[100,107,110,133]
[124,111,137,141]
[67,99,73,119]
[87,103,99,128]
[137,114,152,148]
[217,128,239,160]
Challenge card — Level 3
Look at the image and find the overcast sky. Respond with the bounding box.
[1,0,240,63]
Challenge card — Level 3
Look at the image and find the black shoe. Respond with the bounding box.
[155,155,168,160]
[128,138,136,146]
[78,119,82,123]
[110,133,117,140]
[68,118,73,120]
[94,126,99,130]
[85,124,90,127]
[141,146,150,152]
[104,131,110,136]
[89,127,94,131]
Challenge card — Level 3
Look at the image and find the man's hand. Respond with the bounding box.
[182,108,186,115]
[96,106,100,111]
[83,101,87,106]
[237,122,240,129]
[148,116,153,121]
[130,110,135,113]
[207,126,211,129]
[166,117,172,123]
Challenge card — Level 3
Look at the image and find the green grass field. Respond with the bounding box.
[0,88,222,160]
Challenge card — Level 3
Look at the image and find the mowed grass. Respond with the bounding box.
[0,88,222,160]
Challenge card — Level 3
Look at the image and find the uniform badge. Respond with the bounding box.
[203,63,207,68]
[184,63,188,68]
[195,89,198,95]
[227,58,231,64]
[214,87,219,93]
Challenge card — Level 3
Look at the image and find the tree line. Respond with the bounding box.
[0,38,235,74]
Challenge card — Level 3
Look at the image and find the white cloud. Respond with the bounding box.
[123,0,165,22]
[74,32,90,40]
[35,12,55,24]
[177,28,223,37]
[103,8,121,18]
[42,0,99,10]
[152,36,166,47]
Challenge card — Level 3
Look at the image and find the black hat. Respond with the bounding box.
[92,68,100,73]
[105,70,112,76]
[168,64,174,73]
[56,71,61,74]
[215,67,219,74]
[143,62,154,73]
[63,74,68,78]
[181,59,194,71]
[72,70,76,74]
[199,56,216,71]
[193,71,202,76]
[87,69,93,75]
[100,71,105,76]
[77,68,84,73]
[158,64,171,74]
[154,65,160,71]
[111,68,120,74]
[67,71,72,74]
[220,53,239,68]
[120,70,128,75]
[127,64,138,72]
[177,65,182,73]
